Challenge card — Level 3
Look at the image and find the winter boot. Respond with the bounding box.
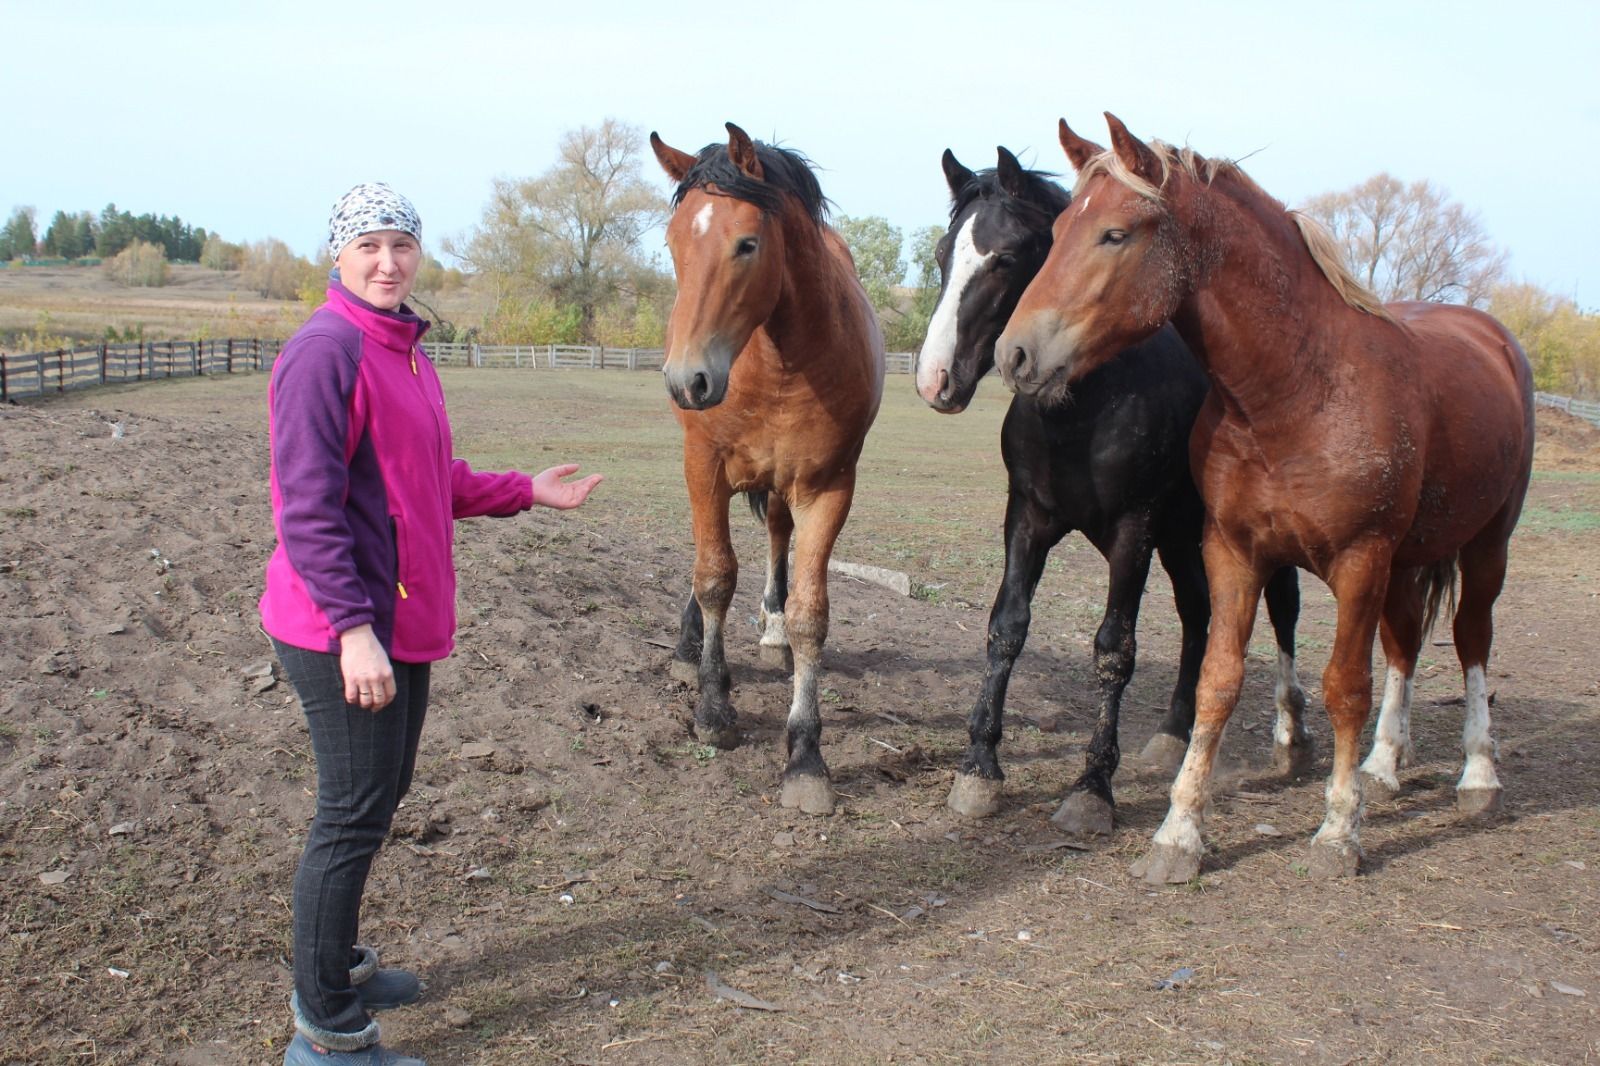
[283,1032,426,1065]
[351,945,422,1012]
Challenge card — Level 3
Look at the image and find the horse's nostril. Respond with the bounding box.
[690,371,711,403]
[1008,345,1029,377]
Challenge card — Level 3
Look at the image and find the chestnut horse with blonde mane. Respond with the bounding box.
[1000,114,1533,882]
[650,123,885,815]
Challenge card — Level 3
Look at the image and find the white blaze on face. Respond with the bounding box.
[691,202,716,238]
[917,213,993,404]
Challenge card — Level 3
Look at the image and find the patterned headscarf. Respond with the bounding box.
[327,182,421,257]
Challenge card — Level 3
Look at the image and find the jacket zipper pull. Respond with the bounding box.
[397,581,409,600]
[409,346,418,375]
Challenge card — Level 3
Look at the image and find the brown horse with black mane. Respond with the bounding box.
[650,123,885,815]
[999,114,1533,882]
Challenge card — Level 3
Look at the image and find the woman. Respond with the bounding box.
[261,182,602,1066]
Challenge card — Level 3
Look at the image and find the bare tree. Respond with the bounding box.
[452,118,666,340]
[1300,173,1507,306]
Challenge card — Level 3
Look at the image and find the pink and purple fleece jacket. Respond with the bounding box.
[259,281,533,662]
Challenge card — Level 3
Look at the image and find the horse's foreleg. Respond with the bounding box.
[1133,527,1263,884]
[1263,565,1312,774]
[1305,541,1392,878]
[949,495,1066,819]
[1144,531,1210,773]
[1054,518,1155,836]
[669,591,703,685]
[758,494,795,669]
[1360,568,1426,801]
[687,472,739,750]
[777,486,852,815]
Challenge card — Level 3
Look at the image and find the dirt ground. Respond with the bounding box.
[2,372,1597,1066]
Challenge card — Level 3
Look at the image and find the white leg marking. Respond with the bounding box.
[1359,665,1413,790]
[916,214,992,404]
[1272,649,1308,746]
[1150,728,1220,857]
[691,201,715,237]
[1312,766,1364,851]
[1457,664,1501,793]
[760,610,787,648]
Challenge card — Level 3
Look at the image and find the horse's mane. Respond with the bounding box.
[671,141,830,226]
[951,166,1071,227]
[1075,142,1392,321]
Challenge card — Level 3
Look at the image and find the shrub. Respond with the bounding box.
[200,233,245,271]
[102,240,169,287]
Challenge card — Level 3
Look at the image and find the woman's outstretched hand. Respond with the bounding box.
[532,464,604,510]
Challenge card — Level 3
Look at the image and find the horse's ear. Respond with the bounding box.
[941,149,975,198]
[650,132,696,183]
[1058,118,1104,173]
[725,122,764,180]
[1104,112,1161,184]
[995,146,1028,199]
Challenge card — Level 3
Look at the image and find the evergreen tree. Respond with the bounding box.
[0,206,38,260]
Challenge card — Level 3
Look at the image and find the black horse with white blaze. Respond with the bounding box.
[918,147,1307,834]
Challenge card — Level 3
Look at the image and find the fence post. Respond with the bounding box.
[57,349,66,392]
[0,352,7,403]
[99,343,107,385]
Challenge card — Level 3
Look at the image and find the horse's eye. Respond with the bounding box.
[735,237,759,257]
[994,253,1016,270]
[1101,229,1128,246]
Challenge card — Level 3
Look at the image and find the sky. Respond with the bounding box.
[3,0,1597,303]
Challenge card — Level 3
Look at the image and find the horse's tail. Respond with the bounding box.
[745,490,769,525]
[1421,554,1459,640]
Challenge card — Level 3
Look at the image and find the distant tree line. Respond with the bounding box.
[1,204,212,261]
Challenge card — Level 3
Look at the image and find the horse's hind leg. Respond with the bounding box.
[1264,565,1312,775]
[758,494,795,670]
[1359,568,1426,801]
[778,483,853,815]
[1055,517,1154,836]
[1453,530,1513,816]
[949,494,1067,819]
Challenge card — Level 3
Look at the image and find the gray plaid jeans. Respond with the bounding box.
[272,637,429,1041]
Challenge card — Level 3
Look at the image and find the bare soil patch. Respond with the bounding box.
[2,373,1597,1065]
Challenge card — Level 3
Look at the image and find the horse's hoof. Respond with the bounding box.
[1305,839,1362,879]
[1457,787,1503,817]
[1140,732,1188,774]
[1360,770,1400,803]
[780,775,836,815]
[1130,843,1201,885]
[668,658,699,686]
[1051,791,1113,836]
[946,772,1002,819]
[758,642,793,671]
[1274,737,1317,777]
[692,720,741,751]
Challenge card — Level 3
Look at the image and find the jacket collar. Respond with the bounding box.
[324,277,430,353]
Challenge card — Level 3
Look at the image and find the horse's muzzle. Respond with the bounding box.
[664,364,728,410]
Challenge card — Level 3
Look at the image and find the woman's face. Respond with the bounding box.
[335,230,420,310]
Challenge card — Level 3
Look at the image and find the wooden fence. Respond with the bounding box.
[1535,391,1600,428]
[2,339,919,400]
[423,343,916,375]
[0,339,284,402]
